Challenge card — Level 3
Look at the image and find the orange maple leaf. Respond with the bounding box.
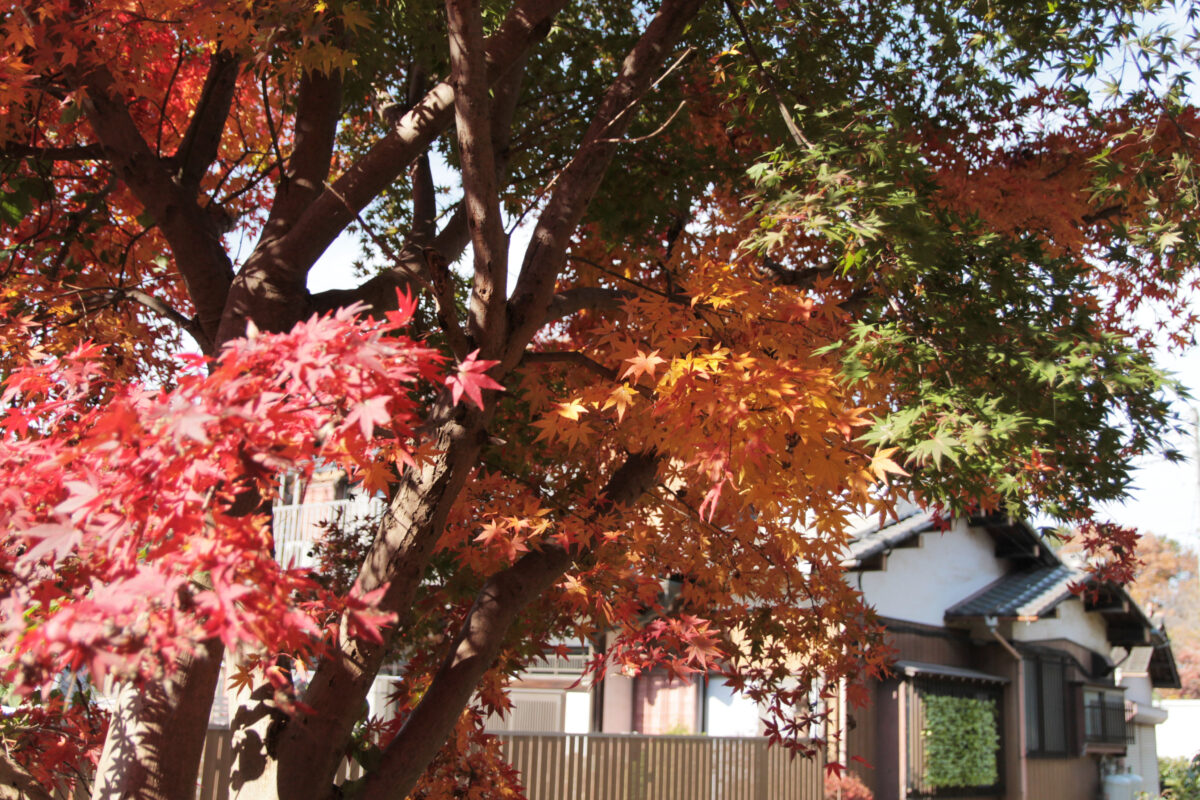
[620,349,666,383]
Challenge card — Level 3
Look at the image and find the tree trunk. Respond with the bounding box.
[89,638,223,800]
[232,415,487,800]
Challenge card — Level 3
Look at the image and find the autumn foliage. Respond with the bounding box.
[1,0,1200,798]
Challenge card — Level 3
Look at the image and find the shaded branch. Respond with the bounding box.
[504,0,704,369]
[544,285,632,323]
[174,49,241,194]
[309,204,473,360]
[0,143,104,161]
[76,66,233,348]
[447,0,509,355]
[0,750,57,800]
[260,67,344,245]
[521,349,618,381]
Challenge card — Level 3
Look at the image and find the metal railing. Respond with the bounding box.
[272,497,385,568]
[1083,694,1127,745]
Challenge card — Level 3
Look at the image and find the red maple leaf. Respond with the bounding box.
[446,350,504,409]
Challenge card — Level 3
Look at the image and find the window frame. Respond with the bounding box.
[1024,653,1073,758]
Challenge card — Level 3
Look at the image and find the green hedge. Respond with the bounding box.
[922,694,1000,788]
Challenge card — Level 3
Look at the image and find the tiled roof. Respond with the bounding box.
[945,564,1089,619]
[842,508,936,568]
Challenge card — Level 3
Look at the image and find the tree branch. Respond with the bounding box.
[356,451,658,800]
[522,349,619,381]
[217,0,564,344]
[544,285,632,324]
[447,0,509,356]
[503,0,704,369]
[174,49,241,194]
[270,0,560,280]
[403,62,440,246]
[0,143,104,161]
[76,66,233,349]
[76,286,214,353]
[260,67,344,246]
[0,750,56,800]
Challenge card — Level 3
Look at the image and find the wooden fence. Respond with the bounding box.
[193,731,825,800]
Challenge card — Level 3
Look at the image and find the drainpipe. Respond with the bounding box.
[987,618,1027,800]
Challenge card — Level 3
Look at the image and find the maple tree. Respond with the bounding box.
[1128,533,1200,698]
[2,1,1200,799]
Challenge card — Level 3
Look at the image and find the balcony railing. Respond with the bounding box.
[1083,691,1127,746]
[272,497,385,569]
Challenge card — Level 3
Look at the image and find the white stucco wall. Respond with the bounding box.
[853,518,1008,627]
[1011,595,1112,655]
[1119,670,1155,708]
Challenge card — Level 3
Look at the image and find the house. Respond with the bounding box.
[492,509,1179,800]
[256,480,1179,800]
[839,510,1179,800]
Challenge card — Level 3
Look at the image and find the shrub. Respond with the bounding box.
[1161,755,1200,800]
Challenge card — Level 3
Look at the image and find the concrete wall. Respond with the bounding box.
[1159,699,1200,759]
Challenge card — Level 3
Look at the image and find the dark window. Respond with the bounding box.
[1025,655,1070,756]
[1082,687,1127,745]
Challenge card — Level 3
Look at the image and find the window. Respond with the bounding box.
[1025,655,1070,756]
[1081,687,1127,746]
[908,680,1003,797]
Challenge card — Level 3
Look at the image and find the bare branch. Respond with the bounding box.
[599,98,688,144]
[504,0,704,369]
[722,0,811,149]
[106,287,214,354]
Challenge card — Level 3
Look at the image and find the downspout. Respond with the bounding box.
[987,618,1027,800]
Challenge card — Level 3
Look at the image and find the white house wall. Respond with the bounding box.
[1011,596,1111,655]
[853,518,1007,627]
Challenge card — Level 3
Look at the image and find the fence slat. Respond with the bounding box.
[190,729,823,800]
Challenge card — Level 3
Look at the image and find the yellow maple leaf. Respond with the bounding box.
[555,399,588,420]
[869,447,910,482]
[601,384,637,422]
